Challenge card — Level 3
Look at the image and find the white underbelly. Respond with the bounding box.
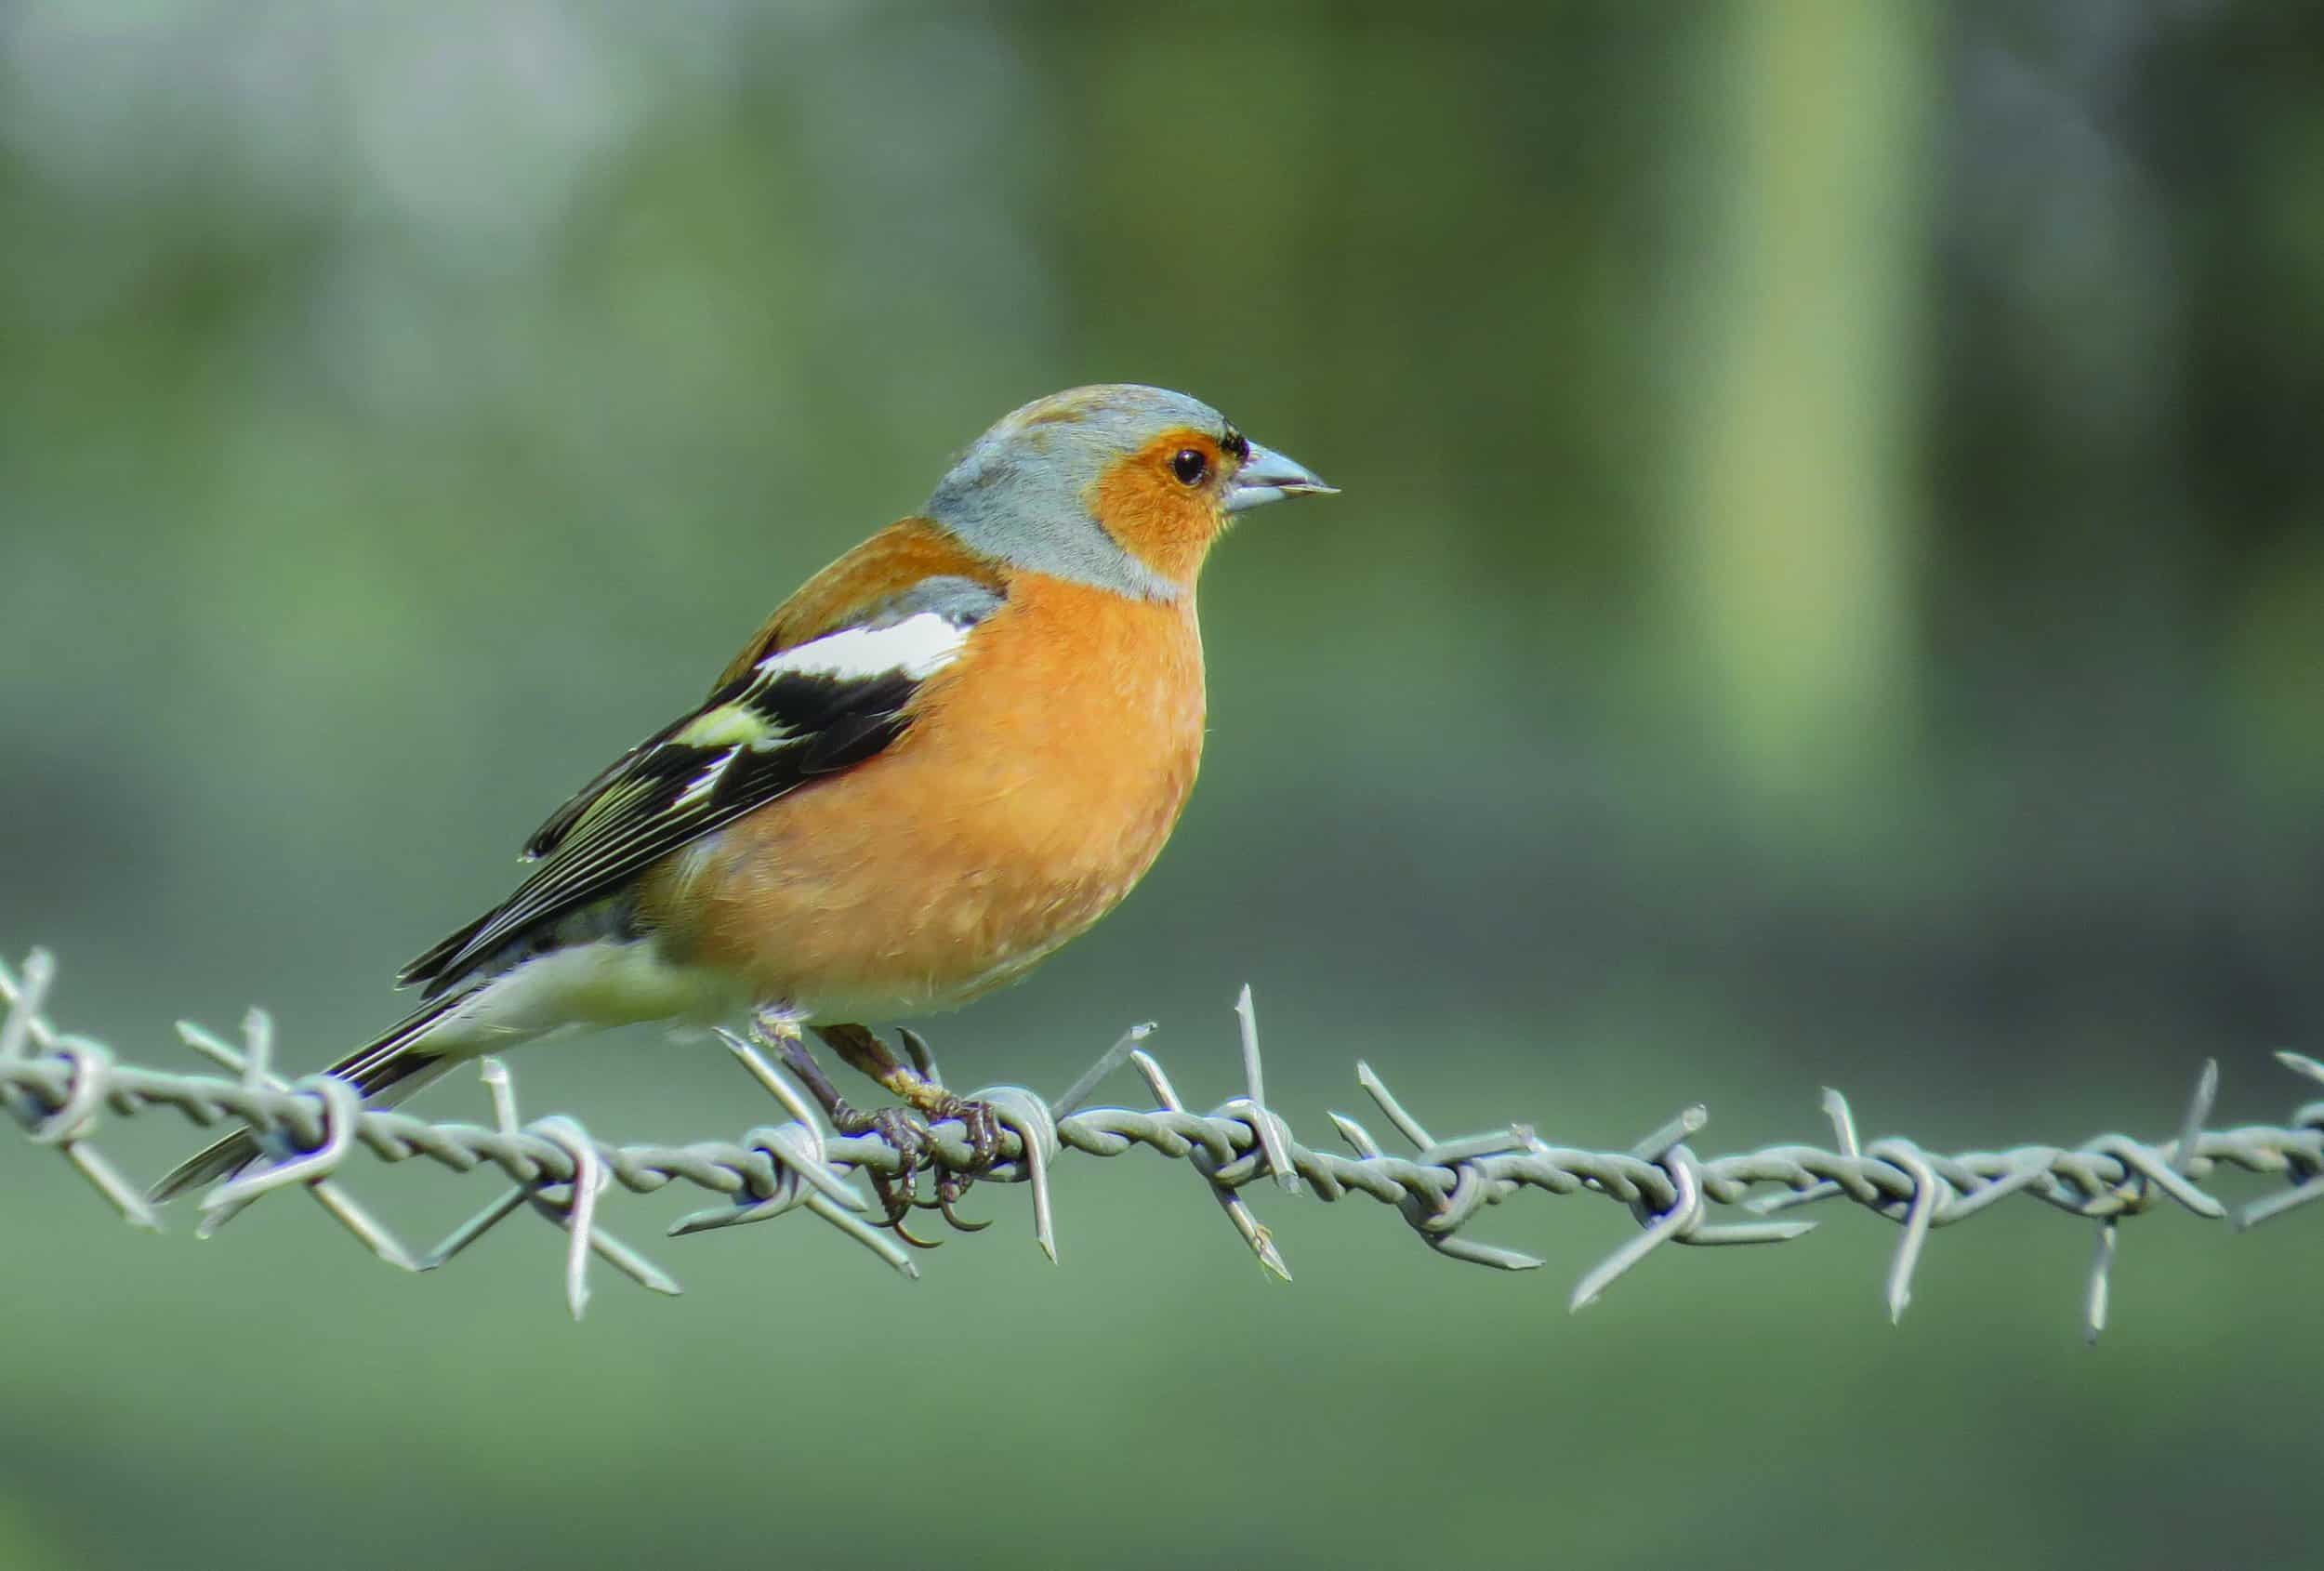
[429,939,750,1054]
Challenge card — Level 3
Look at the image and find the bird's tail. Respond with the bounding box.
[148,990,474,1203]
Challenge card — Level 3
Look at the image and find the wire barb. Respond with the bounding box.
[6,949,2324,1334]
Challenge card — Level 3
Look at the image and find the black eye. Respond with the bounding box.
[1170,448,1208,486]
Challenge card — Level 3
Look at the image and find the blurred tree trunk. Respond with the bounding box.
[1663,0,1935,822]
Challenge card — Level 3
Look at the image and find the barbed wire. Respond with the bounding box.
[7,946,2323,1337]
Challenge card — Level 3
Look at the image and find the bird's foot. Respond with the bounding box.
[823,1093,1005,1245]
[906,1086,1004,1169]
[908,1089,1002,1233]
[862,1088,1005,1241]
[782,1020,1010,1245]
[825,1100,946,1245]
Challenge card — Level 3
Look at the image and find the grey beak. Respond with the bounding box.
[1225,441,1337,512]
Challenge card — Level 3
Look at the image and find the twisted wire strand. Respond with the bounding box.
[6,948,2322,1336]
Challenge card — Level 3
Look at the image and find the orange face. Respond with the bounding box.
[1087,427,1247,587]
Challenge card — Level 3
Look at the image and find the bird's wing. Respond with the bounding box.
[397,572,1007,997]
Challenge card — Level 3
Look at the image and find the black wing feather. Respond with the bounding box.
[398,584,1002,997]
[401,668,918,997]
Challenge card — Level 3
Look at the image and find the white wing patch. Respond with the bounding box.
[759,611,973,685]
[667,612,973,793]
[676,745,742,807]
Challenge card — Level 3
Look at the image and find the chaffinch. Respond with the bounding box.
[153,384,1334,1220]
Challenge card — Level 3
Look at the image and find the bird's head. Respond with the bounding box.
[924,384,1335,600]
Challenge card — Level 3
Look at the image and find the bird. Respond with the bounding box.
[151,383,1334,1228]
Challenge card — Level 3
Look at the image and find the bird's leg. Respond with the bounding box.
[814,1023,1003,1229]
[897,1026,996,1230]
[817,1023,1003,1167]
[750,1009,931,1237]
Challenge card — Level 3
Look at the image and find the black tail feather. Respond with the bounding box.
[147,992,471,1203]
[396,910,495,997]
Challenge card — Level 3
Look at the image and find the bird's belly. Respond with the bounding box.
[659,758,1193,1022]
[644,584,1206,1023]
[431,935,751,1051]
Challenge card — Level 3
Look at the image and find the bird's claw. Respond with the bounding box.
[931,1167,993,1232]
[917,1092,1003,1234]
[829,1103,936,1238]
[806,1023,1007,1247]
[831,1097,1006,1246]
[842,1091,1005,1243]
[932,1093,1004,1172]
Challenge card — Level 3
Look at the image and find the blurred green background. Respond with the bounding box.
[5,2,2322,1566]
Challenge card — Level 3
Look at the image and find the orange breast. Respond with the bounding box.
[642,574,1207,1021]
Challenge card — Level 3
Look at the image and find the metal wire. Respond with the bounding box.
[7,949,2323,1336]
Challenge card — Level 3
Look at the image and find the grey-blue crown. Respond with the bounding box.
[923,385,1233,601]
